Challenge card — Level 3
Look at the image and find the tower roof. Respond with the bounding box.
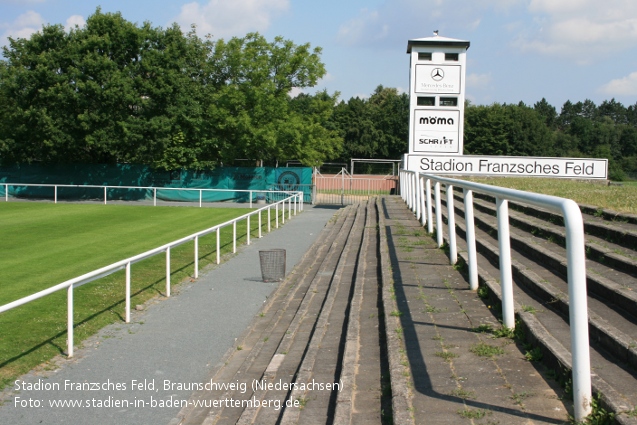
[407,35,470,53]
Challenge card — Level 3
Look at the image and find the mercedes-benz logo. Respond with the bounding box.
[431,68,444,81]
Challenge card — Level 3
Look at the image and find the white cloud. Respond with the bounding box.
[598,71,637,96]
[173,0,289,39]
[65,15,85,32]
[288,87,304,98]
[517,0,637,60]
[335,0,522,48]
[0,11,45,44]
[467,73,492,90]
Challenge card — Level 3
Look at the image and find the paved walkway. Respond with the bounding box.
[0,204,339,425]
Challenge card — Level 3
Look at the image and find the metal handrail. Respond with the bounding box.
[0,191,303,359]
[399,169,592,421]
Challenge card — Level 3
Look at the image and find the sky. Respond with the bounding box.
[1,0,637,111]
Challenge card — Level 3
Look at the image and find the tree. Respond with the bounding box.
[464,103,510,155]
[204,33,338,166]
[0,9,338,169]
[533,98,558,129]
[329,85,408,163]
[0,9,213,168]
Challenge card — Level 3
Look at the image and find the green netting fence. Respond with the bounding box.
[0,164,313,203]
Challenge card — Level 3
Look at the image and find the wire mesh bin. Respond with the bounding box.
[259,249,286,282]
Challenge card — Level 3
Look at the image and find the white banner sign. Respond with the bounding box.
[412,109,461,154]
[406,155,608,179]
[415,65,461,94]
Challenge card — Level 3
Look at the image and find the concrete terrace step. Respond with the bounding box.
[432,192,637,424]
[169,195,579,425]
[172,200,390,425]
[378,196,570,425]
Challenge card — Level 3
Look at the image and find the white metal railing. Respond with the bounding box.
[399,169,592,422]
[1,182,304,209]
[0,191,303,359]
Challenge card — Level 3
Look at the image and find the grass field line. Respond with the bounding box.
[0,200,295,390]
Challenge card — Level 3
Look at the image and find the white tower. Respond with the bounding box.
[407,33,470,156]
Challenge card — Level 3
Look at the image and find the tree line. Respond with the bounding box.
[1,9,637,180]
[0,8,340,169]
[326,91,637,180]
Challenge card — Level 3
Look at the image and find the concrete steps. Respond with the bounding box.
[379,196,570,424]
[172,200,388,425]
[434,191,637,424]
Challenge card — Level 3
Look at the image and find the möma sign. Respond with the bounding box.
[406,154,608,179]
[413,110,460,154]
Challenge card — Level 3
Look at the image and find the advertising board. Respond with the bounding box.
[412,110,461,154]
[406,154,608,179]
[415,65,461,94]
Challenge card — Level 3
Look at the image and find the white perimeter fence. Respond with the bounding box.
[400,169,592,422]
[1,182,301,208]
[0,190,303,359]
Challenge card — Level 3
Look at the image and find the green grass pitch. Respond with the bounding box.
[0,202,269,388]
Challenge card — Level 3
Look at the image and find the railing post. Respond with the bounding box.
[563,202,592,421]
[258,210,262,238]
[434,181,443,247]
[408,172,414,211]
[426,179,433,234]
[54,186,58,204]
[154,188,157,207]
[276,203,279,228]
[247,216,251,245]
[125,262,131,323]
[216,228,220,264]
[194,235,199,279]
[404,172,410,208]
[199,190,203,208]
[233,221,237,253]
[419,176,426,227]
[166,247,171,297]
[412,173,418,214]
[496,198,514,329]
[5,184,8,202]
[67,285,74,358]
[446,184,457,265]
[415,173,422,221]
[104,186,107,205]
[406,172,411,209]
[341,170,345,206]
[463,189,479,291]
[282,201,286,224]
